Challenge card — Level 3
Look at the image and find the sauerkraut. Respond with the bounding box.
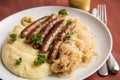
[51,18,98,77]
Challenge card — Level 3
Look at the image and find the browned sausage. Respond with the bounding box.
[26,15,56,43]
[21,16,49,38]
[32,17,62,49]
[48,22,76,61]
[40,17,62,39]
[40,20,65,52]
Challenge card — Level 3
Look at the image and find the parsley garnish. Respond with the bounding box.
[66,31,75,39]
[9,34,17,41]
[15,57,22,65]
[50,13,55,16]
[31,33,43,45]
[66,19,72,25]
[58,9,68,16]
[34,54,46,66]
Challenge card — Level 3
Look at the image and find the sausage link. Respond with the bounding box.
[21,16,49,38]
[40,18,62,39]
[48,22,76,61]
[26,15,56,43]
[40,20,65,52]
[32,17,62,49]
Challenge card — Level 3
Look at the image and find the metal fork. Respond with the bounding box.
[97,4,119,76]
[97,4,108,76]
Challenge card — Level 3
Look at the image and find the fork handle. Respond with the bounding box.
[107,53,120,73]
[98,63,108,76]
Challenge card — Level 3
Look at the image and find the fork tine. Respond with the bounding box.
[97,4,107,24]
[97,4,100,19]
[97,4,109,76]
[101,4,104,22]
[104,4,107,24]
[97,4,102,21]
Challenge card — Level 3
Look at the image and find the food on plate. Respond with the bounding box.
[21,16,35,26]
[15,57,22,65]
[2,25,51,78]
[51,20,98,77]
[25,15,56,43]
[9,33,17,41]
[58,9,68,16]
[21,16,49,38]
[48,20,76,61]
[40,20,66,52]
[2,9,98,79]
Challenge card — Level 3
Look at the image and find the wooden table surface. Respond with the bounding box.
[0,0,120,80]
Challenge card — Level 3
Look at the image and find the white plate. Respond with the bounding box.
[0,6,112,80]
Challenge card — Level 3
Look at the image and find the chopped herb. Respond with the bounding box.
[66,31,75,39]
[58,9,68,16]
[34,54,46,66]
[66,19,72,25]
[15,57,22,65]
[9,34,17,41]
[39,23,43,27]
[51,13,55,16]
[31,33,43,45]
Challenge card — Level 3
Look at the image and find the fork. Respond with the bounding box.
[97,4,119,76]
[97,4,108,76]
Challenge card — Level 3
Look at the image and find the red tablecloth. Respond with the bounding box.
[0,0,120,80]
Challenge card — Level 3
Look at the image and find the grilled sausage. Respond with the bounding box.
[40,20,65,52]
[21,16,49,38]
[40,18,62,39]
[32,17,62,49]
[26,15,56,43]
[48,22,76,61]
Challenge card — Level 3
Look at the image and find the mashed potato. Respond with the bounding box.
[2,25,52,78]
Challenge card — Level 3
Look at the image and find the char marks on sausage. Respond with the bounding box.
[48,22,76,61]
[21,16,49,38]
[26,15,56,43]
[32,17,62,49]
[20,15,76,61]
[40,18,62,39]
[40,20,65,52]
